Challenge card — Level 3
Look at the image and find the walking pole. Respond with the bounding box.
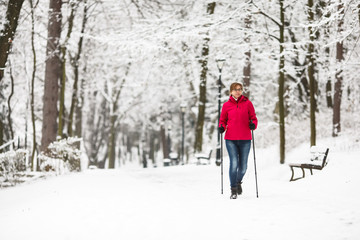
[220,132,224,194]
[251,121,259,198]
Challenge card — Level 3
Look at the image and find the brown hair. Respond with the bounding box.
[229,82,243,94]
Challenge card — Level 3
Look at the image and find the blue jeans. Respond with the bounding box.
[225,140,251,188]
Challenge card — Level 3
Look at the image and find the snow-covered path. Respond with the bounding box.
[0,146,359,240]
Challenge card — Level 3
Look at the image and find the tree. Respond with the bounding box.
[194,2,216,153]
[29,0,39,170]
[68,0,88,138]
[307,0,316,146]
[278,0,286,164]
[0,0,24,148]
[58,1,78,138]
[358,3,360,27]
[41,0,62,152]
[160,123,169,159]
[333,1,344,137]
[108,63,130,169]
[0,0,24,82]
[316,0,333,108]
[253,0,286,163]
[242,5,252,98]
[6,60,15,147]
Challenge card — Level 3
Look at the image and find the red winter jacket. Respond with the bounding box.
[219,95,258,140]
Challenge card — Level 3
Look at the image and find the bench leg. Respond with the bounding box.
[309,168,313,175]
[290,166,306,181]
[290,166,295,181]
[301,167,305,178]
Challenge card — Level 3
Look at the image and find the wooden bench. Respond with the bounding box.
[289,147,329,181]
[195,150,213,165]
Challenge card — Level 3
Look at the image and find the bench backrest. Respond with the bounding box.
[310,147,329,168]
[321,148,329,168]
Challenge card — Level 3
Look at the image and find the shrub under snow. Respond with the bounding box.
[0,149,27,186]
[38,137,82,173]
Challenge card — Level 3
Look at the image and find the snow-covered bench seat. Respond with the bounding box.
[289,147,329,181]
[194,150,212,165]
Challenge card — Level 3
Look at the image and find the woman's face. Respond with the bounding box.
[231,86,242,98]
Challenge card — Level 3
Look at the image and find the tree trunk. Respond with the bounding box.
[108,64,130,169]
[160,124,168,159]
[325,39,332,108]
[74,71,85,139]
[41,0,62,152]
[279,0,286,164]
[58,58,66,138]
[7,60,15,148]
[287,27,308,108]
[88,96,107,167]
[307,0,316,147]
[58,2,76,138]
[194,2,216,153]
[149,130,155,165]
[68,0,88,137]
[108,114,117,169]
[326,79,332,108]
[0,0,24,82]
[333,1,344,137]
[29,0,38,171]
[358,4,360,27]
[67,65,78,137]
[0,0,24,148]
[242,12,251,98]
[317,1,333,108]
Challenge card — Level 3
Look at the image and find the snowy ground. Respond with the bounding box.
[0,137,359,240]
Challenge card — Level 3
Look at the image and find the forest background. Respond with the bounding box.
[0,0,359,173]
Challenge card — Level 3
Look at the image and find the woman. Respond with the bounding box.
[219,82,258,199]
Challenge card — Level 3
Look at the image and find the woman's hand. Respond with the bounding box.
[219,126,225,133]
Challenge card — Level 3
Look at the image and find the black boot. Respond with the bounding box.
[230,187,237,199]
[237,182,242,195]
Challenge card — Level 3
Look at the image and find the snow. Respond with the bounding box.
[0,137,359,240]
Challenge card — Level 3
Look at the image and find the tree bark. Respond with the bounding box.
[108,113,117,169]
[316,1,333,108]
[29,0,38,171]
[41,0,62,152]
[278,0,286,164]
[0,0,24,149]
[333,1,344,137]
[7,60,15,148]
[194,2,215,153]
[251,0,286,163]
[88,95,108,167]
[74,71,85,140]
[0,60,15,151]
[160,124,168,159]
[358,4,360,27]
[68,0,88,137]
[58,2,76,138]
[307,0,316,146]
[287,27,308,107]
[242,11,251,98]
[0,0,24,82]
[108,64,130,169]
